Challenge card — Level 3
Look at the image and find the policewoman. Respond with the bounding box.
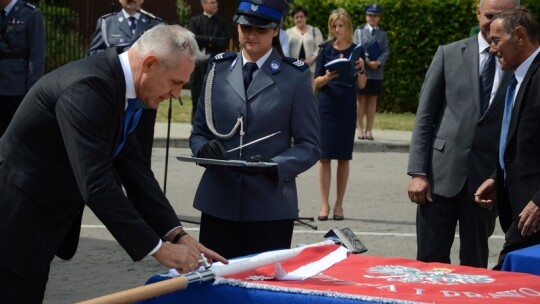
[0,0,45,137]
[87,0,163,167]
[189,0,321,259]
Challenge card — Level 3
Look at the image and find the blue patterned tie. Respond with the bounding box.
[114,98,142,157]
[129,16,137,35]
[498,74,518,177]
[479,47,495,115]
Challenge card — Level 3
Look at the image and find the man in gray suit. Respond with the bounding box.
[407,0,519,268]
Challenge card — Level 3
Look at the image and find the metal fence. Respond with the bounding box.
[39,2,181,72]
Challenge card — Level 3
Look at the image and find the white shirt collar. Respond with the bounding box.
[477,33,490,54]
[514,47,540,85]
[119,51,136,108]
[241,47,273,68]
[122,9,141,20]
[2,0,16,14]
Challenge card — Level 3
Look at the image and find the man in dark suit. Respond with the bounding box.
[188,0,230,124]
[475,7,540,269]
[407,0,519,268]
[88,0,163,167]
[0,24,226,302]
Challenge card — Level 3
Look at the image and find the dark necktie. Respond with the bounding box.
[479,47,495,115]
[498,74,518,177]
[371,28,376,36]
[114,98,142,157]
[129,16,137,35]
[243,62,258,92]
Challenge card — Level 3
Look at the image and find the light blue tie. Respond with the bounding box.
[114,98,142,157]
[498,74,518,177]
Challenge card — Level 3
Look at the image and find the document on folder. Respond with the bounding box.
[175,155,277,167]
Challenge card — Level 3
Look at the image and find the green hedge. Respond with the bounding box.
[289,0,540,113]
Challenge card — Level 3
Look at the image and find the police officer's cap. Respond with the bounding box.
[233,0,290,29]
[365,4,383,15]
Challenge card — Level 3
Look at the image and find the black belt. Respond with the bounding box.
[0,52,29,59]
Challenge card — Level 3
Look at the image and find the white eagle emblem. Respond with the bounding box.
[365,266,494,285]
[250,4,259,12]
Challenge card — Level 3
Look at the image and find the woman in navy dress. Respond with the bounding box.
[314,8,366,221]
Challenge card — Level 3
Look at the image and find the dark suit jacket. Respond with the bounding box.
[497,52,540,241]
[0,47,180,283]
[408,36,510,199]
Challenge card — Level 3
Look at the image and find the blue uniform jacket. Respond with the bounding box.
[0,0,45,95]
[189,49,321,222]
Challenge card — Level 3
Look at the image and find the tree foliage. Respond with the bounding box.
[289,0,540,113]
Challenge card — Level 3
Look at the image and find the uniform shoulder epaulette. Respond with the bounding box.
[98,12,116,20]
[282,57,309,72]
[140,9,162,21]
[23,2,37,10]
[210,52,237,63]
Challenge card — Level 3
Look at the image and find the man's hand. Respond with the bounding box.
[518,201,540,236]
[152,234,228,274]
[198,139,227,159]
[474,178,496,210]
[407,175,432,205]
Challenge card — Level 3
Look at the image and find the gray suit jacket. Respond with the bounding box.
[408,36,510,198]
[190,49,321,222]
[353,24,390,80]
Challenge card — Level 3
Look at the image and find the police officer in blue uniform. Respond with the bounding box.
[87,0,162,166]
[190,0,321,259]
[0,0,45,137]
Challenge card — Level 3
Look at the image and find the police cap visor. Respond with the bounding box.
[234,14,278,29]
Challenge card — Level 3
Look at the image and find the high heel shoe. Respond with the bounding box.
[333,214,344,221]
[317,215,329,221]
[365,130,374,140]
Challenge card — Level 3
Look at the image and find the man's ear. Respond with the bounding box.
[142,55,159,73]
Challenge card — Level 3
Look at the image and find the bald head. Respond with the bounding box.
[477,0,520,42]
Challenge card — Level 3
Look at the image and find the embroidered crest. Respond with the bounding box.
[270,60,280,72]
[365,266,494,285]
[250,4,259,12]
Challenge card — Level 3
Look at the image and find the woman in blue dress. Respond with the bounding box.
[314,8,366,221]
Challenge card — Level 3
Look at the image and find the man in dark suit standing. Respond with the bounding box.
[88,0,163,167]
[188,0,230,124]
[407,0,519,268]
[0,24,226,302]
[475,7,540,269]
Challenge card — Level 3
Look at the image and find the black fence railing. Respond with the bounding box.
[39,2,181,72]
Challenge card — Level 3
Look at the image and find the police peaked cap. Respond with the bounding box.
[233,0,290,29]
[365,4,383,15]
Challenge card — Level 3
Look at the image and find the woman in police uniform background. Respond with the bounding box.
[189,0,320,259]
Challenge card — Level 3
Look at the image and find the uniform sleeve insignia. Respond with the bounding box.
[99,12,116,20]
[23,2,37,10]
[210,52,237,63]
[282,57,309,72]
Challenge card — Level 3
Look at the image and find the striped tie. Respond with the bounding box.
[479,47,495,115]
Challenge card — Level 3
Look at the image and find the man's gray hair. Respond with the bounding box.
[132,24,208,69]
[479,0,520,7]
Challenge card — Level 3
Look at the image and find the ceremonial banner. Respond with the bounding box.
[216,248,540,304]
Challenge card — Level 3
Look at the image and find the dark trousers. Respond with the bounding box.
[134,109,157,167]
[0,265,47,303]
[0,95,24,137]
[416,182,497,268]
[189,60,209,124]
[199,213,294,259]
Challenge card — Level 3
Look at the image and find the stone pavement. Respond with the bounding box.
[153,122,412,153]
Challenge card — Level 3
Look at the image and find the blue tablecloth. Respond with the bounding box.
[137,275,373,304]
[502,244,540,275]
